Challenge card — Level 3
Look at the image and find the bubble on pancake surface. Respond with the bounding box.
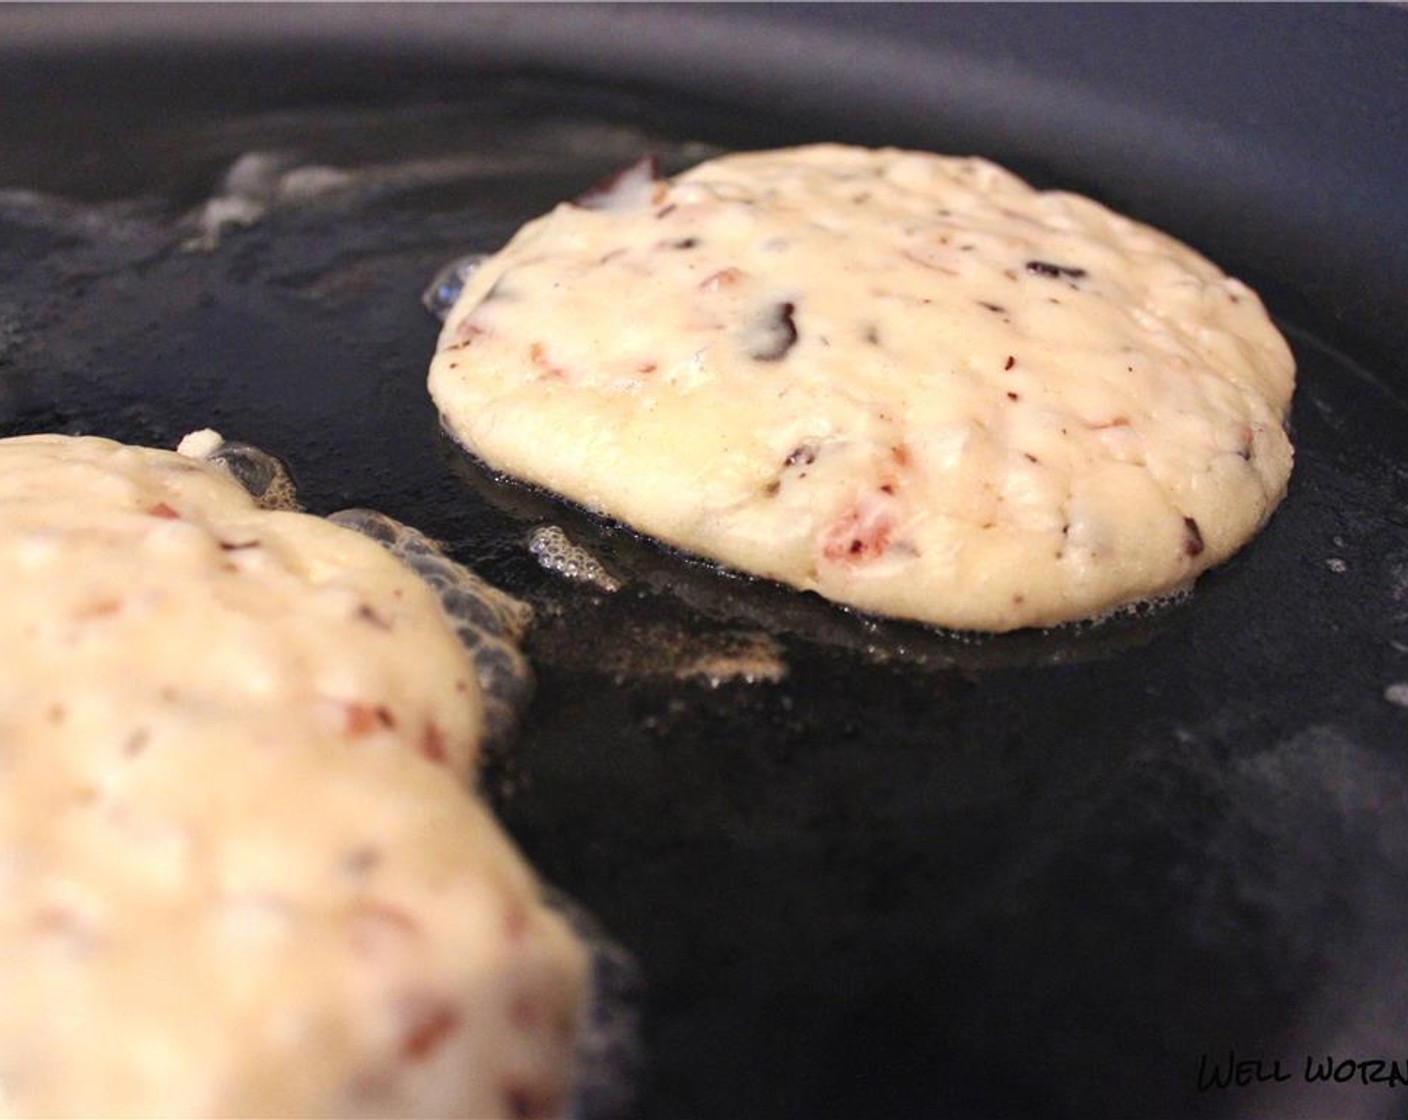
[329,508,535,753]
[546,888,642,1120]
[422,253,490,322]
[208,440,300,511]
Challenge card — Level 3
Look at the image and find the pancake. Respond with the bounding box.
[0,433,587,1119]
[428,144,1295,631]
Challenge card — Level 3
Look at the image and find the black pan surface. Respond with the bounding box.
[3,6,1407,1119]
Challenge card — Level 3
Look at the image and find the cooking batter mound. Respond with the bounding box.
[0,434,586,1119]
[429,144,1296,631]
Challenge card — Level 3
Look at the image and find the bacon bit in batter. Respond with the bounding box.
[76,598,123,618]
[353,898,419,933]
[637,361,658,374]
[664,237,699,250]
[891,444,912,469]
[1004,355,1016,370]
[822,493,898,563]
[528,342,566,380]
[573,154,661,212]
[357,603,392,630]
[349,898,422,955]
[146,502,181,519]
[1007,391,1020,402]
[398,998,462,1062]
[218,538,261,551]
[453,317,487,345]
[420,721,448,765]
[700,267,742,292]
[344,702,396,737]
[1182,517,1206,557]
[1237,424,1255,461]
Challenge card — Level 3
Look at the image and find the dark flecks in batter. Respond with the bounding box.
[420,721,448,765]
[573,154,661,211]
[748,301,798,362]
[1183,517,1205,557]
[399,1001,462,1062]
[785,443,818,468]
[357,603,393,631]
[1004,355,1016,371]
[1026,259,1088,280]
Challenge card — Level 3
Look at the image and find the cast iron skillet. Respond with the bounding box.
[3,6,1407,1119]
